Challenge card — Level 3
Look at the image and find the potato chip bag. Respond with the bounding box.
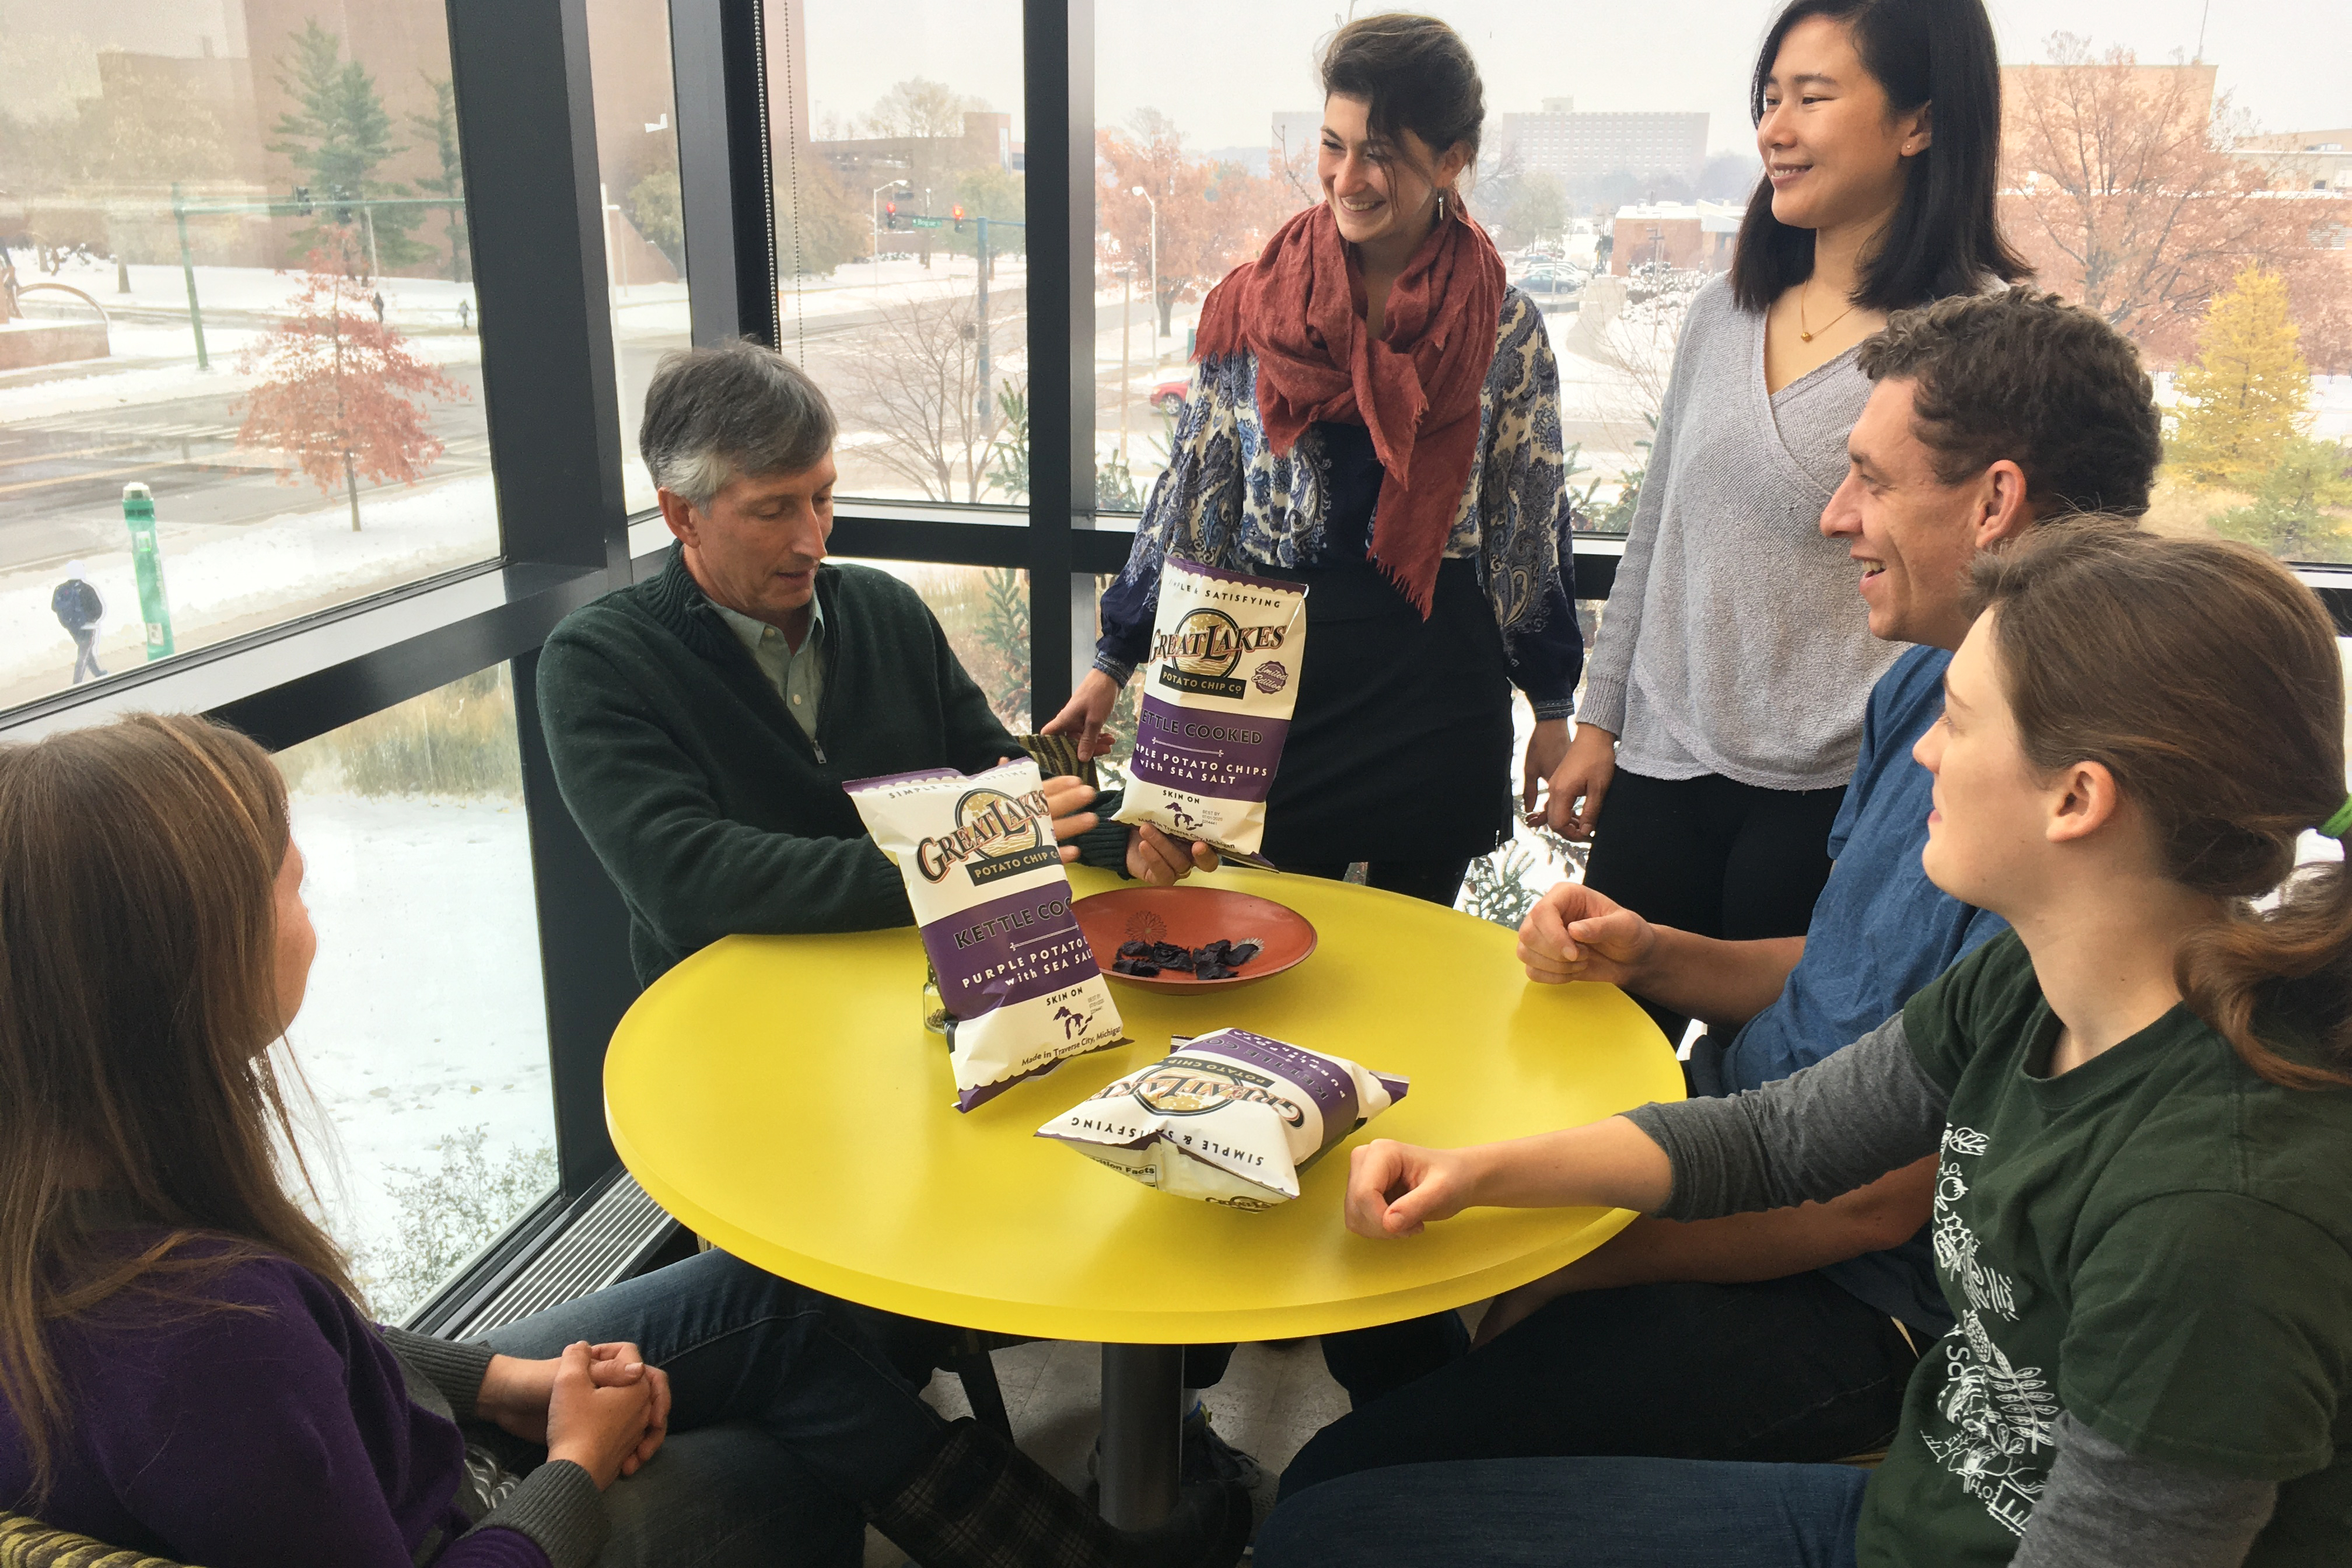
[1112,561,1307,866]
[847,759,1124,1110]
[1036,1027,1406,1209]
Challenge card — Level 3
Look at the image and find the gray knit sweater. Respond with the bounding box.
[1581,276,1899,792]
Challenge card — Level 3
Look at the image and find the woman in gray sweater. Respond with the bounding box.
[1544,0,2027,1044]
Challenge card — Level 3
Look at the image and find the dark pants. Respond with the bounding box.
[1286,858,1476,909]
[68,628,104,684]
[1583,769,1846,1042]
[484,1248,949,1567]
[1178,1311,1471,1408]
[1276,1271,1919,1502]
[1258,1457,1867,1568]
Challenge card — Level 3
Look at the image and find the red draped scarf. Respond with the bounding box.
[1193,198,1507,616]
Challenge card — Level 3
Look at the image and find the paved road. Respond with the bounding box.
[0,358,496,576]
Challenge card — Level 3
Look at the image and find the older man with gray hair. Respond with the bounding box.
[539,340,1208,990]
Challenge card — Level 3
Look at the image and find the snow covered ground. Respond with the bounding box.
[0,473,500,708]
[281,790,554,1312]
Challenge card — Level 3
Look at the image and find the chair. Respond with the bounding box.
[0,1512,191,1568]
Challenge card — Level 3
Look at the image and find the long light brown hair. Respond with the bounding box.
[0,715,356,1499]
[1969,528,2352,1088]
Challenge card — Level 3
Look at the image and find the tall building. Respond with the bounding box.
[1499,100,1707,190]
[2231,129,2352,192]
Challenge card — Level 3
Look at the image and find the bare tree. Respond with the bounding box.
[2004,35,2351,366]
[863,78,982,140]
[832,293,1021,502]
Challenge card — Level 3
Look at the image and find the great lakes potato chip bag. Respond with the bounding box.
[847,759,1124,1111]
[1112,561,1307,866]
[1037,1027,1406,1209]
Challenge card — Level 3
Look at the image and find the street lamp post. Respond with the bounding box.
[1131,185,1160,348]
[871,178,909,289]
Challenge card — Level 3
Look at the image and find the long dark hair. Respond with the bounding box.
[1969,528,2352,1090]
[0,715,355,1500]
[1730,0,2028,313]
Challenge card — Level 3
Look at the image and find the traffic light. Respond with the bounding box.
[951,204,966,232]
[886,199,900,230]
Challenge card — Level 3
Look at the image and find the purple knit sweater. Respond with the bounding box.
[0,1245,601,1567]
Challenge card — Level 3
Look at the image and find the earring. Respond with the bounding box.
[1437,191,1448,223]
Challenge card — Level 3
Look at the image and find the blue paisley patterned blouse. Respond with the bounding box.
[1094,288,1584,719]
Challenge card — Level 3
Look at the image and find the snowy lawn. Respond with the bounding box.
[283,791,554,1317]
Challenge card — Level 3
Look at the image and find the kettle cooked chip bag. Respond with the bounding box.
[1112,561,1307,866]
[1036,1027,1406,1209]
[847,759,1124,1111]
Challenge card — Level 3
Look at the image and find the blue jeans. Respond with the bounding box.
[1279,1272,1917,1500]
[483,1249,950,1568]
[1255,1457,1867,1568]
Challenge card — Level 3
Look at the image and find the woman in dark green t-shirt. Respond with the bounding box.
[1261,526,2352,1568]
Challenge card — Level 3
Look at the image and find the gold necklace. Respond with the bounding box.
[1797,275,1858,343]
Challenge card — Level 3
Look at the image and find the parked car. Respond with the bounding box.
[1152,379,1190,415]
[1515,264,1586,299]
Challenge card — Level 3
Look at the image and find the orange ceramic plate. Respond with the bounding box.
[1073,886,1317,993]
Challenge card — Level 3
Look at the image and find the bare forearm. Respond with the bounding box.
[1538,1157,1934,1293]
[1461,1116,1676,1214]
[1631,928,1804,1033]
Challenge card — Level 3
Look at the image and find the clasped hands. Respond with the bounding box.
[477,1341,671,1490]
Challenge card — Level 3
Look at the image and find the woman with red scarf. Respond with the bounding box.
[1045,13,1581,909]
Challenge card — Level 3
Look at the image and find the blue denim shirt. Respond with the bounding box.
[1723,644,2008,1334]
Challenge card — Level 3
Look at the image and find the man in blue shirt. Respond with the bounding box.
[1280,289,2166,1493]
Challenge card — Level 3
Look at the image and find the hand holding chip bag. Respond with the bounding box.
[1113,560,1307,866]
[848,758,1124,1110]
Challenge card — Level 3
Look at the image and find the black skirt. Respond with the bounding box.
[1257,552,1516,865]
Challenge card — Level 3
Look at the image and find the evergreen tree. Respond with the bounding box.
[407,76,468,282]
[2168,267,2309,489]
[2210,438,2352,564]
[270,20,426,270]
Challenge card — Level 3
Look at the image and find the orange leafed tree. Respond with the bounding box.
[2002,36,2352,368]
[237,236,464,531]
[1098,116,1300,337]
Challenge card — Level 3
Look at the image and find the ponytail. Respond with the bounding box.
[1969,526,2352,1090]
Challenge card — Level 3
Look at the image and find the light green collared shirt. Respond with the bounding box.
[712,596,826,741]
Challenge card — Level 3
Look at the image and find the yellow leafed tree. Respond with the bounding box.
[2168,267,2309,489]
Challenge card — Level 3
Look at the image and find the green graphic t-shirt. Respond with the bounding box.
[1862,930,2352,1567]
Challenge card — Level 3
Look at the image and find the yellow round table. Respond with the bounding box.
[604,863,1679,1522]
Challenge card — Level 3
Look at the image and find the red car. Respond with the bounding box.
[1151,379,1190,415]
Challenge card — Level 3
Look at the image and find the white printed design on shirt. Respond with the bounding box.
[1922,1125,2060,1539]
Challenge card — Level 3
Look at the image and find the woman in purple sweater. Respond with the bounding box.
[0,715,1248,1568]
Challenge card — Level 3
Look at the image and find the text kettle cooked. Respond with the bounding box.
[845,758,1125,1111]
[1113,560,1308,864]
[1035,1027,1407,1209]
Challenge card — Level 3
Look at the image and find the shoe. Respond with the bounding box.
[872,1416,1252,1568]
[1181,1405,1264,1490]
[1085,1405,1265,1493]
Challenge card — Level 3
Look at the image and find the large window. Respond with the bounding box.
[1089,5,1760,520]
[1088,5,2352,563]
[0,1,498,715]
[586,0,693,514]
[764,0,1027,509]
[277,664,555,1321]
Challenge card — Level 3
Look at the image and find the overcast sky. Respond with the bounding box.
[801,0,2350,158]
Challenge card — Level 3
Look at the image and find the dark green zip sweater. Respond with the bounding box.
[539,548,1122,986]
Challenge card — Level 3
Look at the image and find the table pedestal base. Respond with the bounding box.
[1098,1343,1184,1527]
